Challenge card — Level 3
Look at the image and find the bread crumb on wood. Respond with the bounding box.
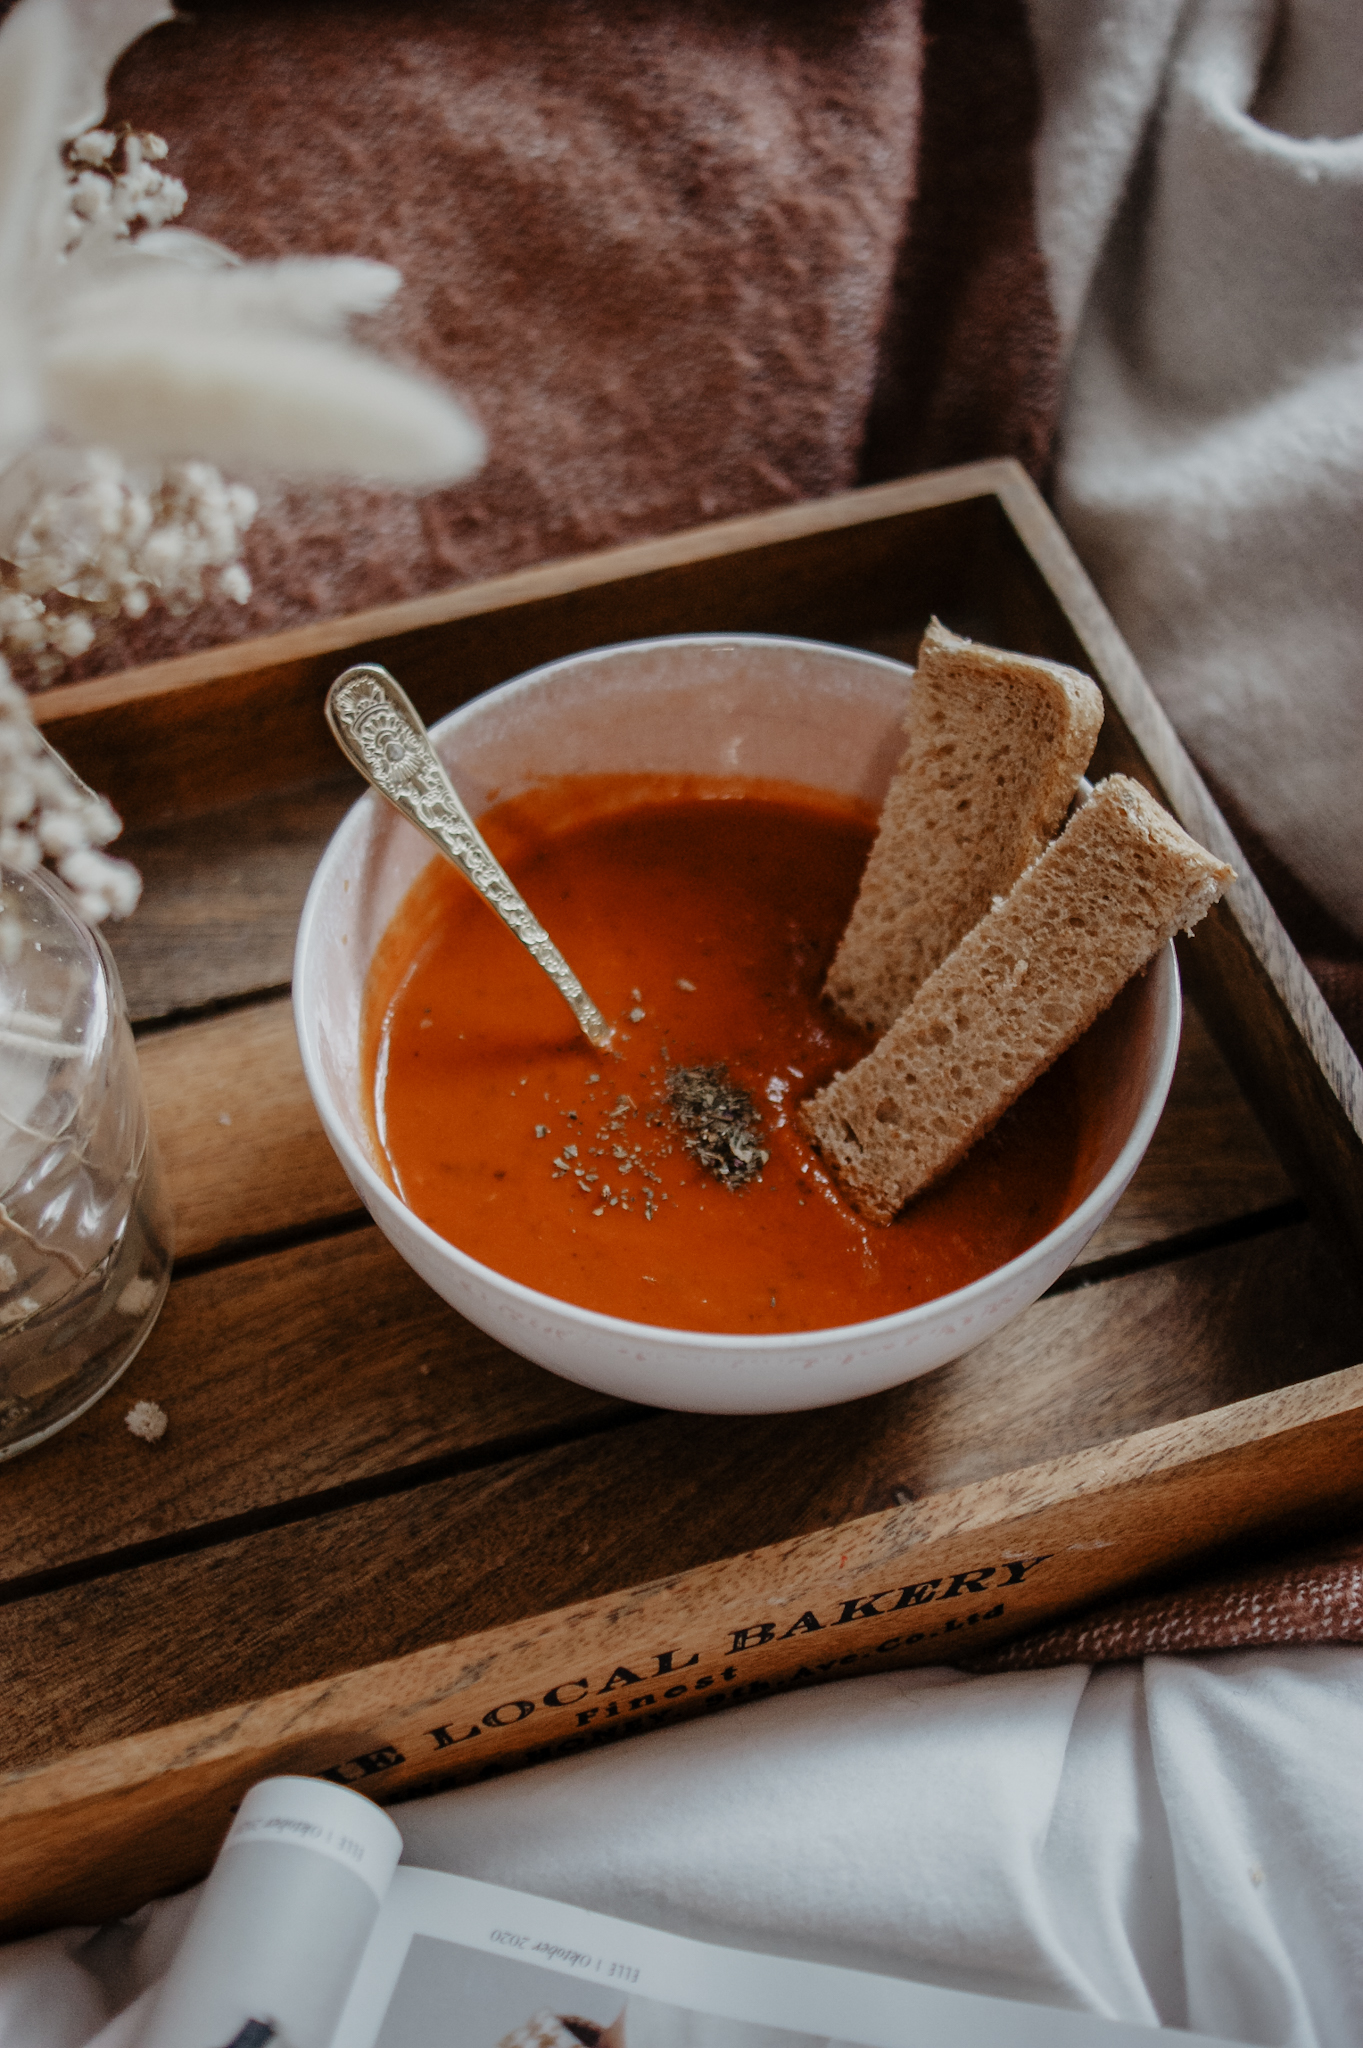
[826,619,1104,1034]
[125,1398,168,1443]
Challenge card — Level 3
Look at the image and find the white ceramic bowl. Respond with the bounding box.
[294,634,1180,1415]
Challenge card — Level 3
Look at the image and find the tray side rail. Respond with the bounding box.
[982,469,1363,1283]
[2,1361,1362,1940]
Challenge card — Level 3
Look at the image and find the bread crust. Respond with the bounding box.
[802,776,1233,1224]
[825,620,1104,1034]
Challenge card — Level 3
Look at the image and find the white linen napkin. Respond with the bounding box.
[5,1651,1359,2048]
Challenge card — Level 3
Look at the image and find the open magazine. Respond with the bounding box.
[135,1778,1244,2048]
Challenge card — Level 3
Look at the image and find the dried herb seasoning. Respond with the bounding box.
[665,1064,769,1188]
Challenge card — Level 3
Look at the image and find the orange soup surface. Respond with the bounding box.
[364,775,1092,1335]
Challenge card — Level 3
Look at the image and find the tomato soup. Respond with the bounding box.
[363,775,1089,1335]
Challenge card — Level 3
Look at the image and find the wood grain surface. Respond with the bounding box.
[0,1229,632,1590]
[3,1218,1355,1779]
[108,778,357,1024]
[1075,1005,1293,1262]
[5,1355,1363,1938]
[34,471,992,828]
[5,462,1359,1936]
[139,999,360,1258]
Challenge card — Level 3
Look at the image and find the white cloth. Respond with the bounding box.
[1028,0,1363,941]
[4,1652,1360,2047]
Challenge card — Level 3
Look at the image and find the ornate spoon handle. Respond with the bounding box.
[326,664,614,1051]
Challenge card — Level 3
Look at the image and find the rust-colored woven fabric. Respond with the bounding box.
[94,0,926,672]
[80,0,1058,683]
[965,1535,1363,1672]
[860,0,1059,487]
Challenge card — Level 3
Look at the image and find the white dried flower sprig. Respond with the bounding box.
[124,1395,167,1441]
[0,122,259,676]
[65,123,184,245]
[0,0,486,932]
[0,0,485,484]
[0,120,260,676]
[0,446,257,679]
[0,660,139,924]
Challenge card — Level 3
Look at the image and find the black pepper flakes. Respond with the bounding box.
[665,1065,769,1189]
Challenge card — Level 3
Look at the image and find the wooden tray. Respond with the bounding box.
[6,459,1361,1938]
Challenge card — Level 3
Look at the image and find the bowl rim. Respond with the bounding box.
[294,630,1183,1353]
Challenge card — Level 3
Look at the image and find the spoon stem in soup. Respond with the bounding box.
[326,663,615,1051]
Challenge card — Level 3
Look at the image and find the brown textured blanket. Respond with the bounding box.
[92,0,1360,1669]
[98,0,1058,660]
[966,1531,1363,1672]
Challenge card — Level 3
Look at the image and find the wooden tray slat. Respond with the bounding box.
[0,1230,629,1590]
[982,480,1363,1282]
[110,777,357,1025]
[1076,1006,1292,1260]
[4,1220,1355,1774]
[36,477,990,829]
[6,1350,1363,1939]
[140,999,359,1259]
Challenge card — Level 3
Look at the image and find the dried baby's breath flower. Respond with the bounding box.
[0,447,257,678]
[63,125,187,249]
[117,1275,159,1315]
[0,658,139,922]
[124,1397,167,1442]
[0,0,484,684]
[0,0,486,929]
[0,126,258,676]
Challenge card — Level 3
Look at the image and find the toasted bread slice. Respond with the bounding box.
[825,621,1104,1034]
[802,777,1233,1224]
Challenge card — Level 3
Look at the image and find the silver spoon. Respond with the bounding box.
[325,664,615,1052]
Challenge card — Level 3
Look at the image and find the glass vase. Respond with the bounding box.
[0,863,172,1458]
